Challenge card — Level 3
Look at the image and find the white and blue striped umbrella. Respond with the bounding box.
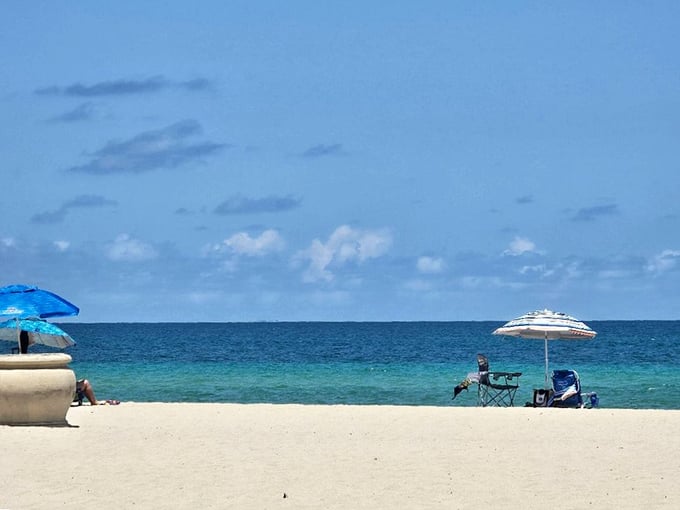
[493,309,596,387]
[0,318,76,349]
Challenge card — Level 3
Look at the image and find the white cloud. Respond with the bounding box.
[519,264,554,278]
[301,239,335,282]
[297,225,392,282]
[1,238,16,248]
[503,236,537,256]
[53,240,70,252]
[208,229,284,257]
[646,249,680,274]
[417,256,445,274]
[106,234,158,262]
[223,229,284,256]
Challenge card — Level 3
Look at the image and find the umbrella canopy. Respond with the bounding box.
[0,318,76,349]
[493,309,596,387]
[0,284,79,319]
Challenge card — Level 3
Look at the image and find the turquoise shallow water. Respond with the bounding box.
[26,321,680,409]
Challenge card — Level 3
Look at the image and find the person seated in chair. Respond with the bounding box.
[452,354,521,406]
[452,354,488,399]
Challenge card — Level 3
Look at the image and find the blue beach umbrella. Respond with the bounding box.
[0,284,79,353]
[0,318,76,349]
[0,284,79,319]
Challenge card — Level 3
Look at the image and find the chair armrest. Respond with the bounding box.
[489,371,522,380]
[485,371,521,389]
[556,388,578,401]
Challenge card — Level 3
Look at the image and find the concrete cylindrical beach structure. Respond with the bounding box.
[0,353,75,426]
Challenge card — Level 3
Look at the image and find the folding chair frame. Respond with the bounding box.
[477,371,522,407]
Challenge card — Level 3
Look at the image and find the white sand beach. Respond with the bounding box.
[2,403,679,509]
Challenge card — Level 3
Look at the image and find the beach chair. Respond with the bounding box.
[548,369,586,408]
[451,354,522,406]
[475,354,522,407]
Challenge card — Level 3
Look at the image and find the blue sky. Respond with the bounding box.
[2,2,679,321]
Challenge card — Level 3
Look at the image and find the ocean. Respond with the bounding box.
[33,321,680,409]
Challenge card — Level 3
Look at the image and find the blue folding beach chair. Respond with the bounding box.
[548,369,598,408]
[548,369,582,407]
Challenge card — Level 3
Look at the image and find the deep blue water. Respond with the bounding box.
[25,321,680,409]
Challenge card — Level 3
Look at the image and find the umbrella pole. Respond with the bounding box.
[15,317,21,354]
[544,333,549,389]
